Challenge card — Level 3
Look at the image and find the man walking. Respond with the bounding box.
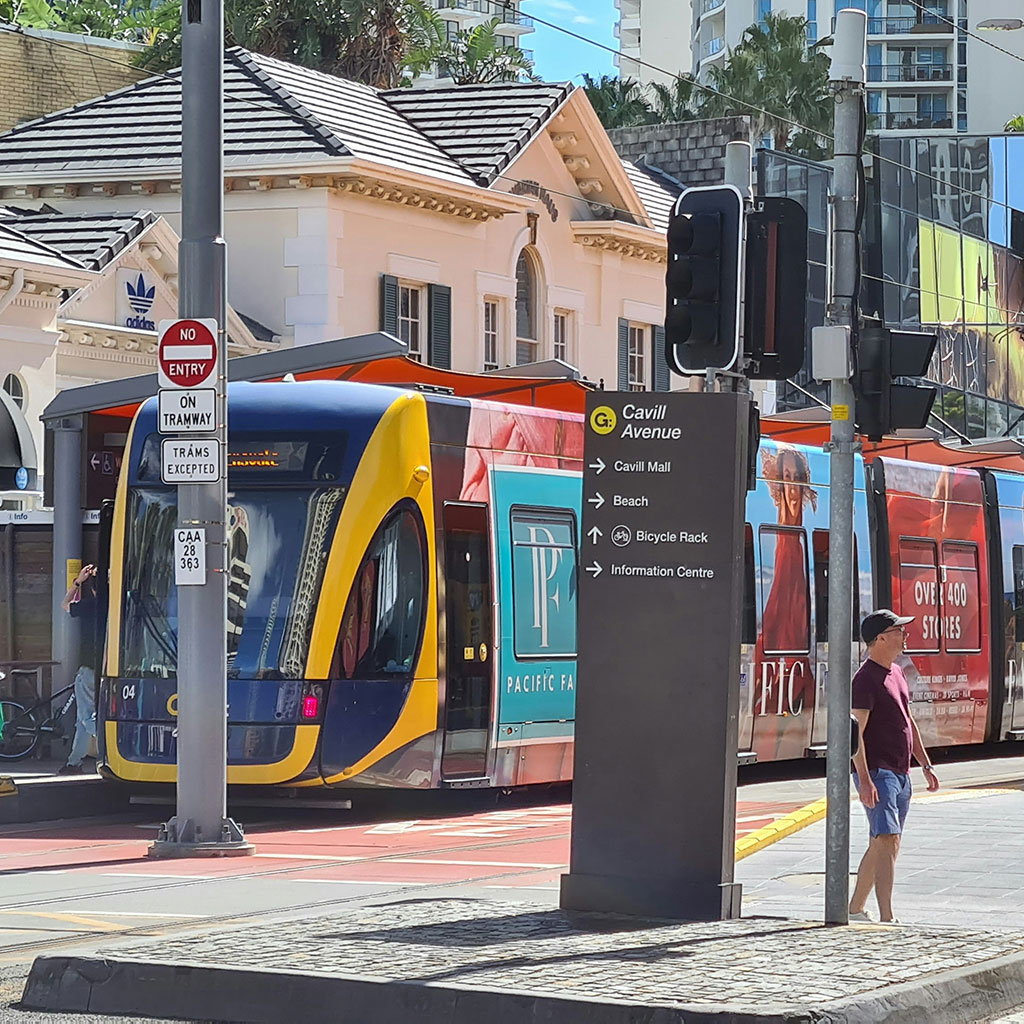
[58,563,100,774]
[849,609,940,924]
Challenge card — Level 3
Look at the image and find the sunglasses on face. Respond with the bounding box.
[881,625,907,636]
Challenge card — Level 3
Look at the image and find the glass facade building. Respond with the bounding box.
[761,136,1024,440]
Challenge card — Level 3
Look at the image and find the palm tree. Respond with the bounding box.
[648,74,699,123]
[1005,114,1024,132]
[1,0,56,26]
[581,73,652,129]
[698,12,832,157]
[431,17,536,85]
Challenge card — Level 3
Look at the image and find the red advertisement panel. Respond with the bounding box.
[882,460,989,746]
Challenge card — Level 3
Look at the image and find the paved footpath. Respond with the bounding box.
[21,783,1024,1024]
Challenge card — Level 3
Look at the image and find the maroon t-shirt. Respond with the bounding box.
[851,659,913,774]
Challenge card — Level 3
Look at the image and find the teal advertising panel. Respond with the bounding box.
[491,466,581,725]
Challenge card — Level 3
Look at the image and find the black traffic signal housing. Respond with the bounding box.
[664,185,743,375]
[854,325,938,441]
[743,196,808,380]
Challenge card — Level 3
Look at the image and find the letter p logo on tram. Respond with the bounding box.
[158,318,218,389]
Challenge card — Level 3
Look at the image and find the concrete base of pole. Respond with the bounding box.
[148,814,254,858]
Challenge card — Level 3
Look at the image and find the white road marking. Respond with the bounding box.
[390,859,563,869]
[252,853,362,861]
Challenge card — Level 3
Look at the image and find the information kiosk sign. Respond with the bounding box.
[562,390,749,921]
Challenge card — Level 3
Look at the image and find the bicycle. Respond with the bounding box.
[0,674,77,761]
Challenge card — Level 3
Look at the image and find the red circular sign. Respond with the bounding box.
[158,319,217,388]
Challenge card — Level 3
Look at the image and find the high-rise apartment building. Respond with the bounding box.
[615,0,694,84]
[423,0,535,77]
[618,0,1024,135]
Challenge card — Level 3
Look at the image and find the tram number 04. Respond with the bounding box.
[122,683,136,700]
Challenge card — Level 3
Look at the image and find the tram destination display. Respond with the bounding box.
[563,390,749,921]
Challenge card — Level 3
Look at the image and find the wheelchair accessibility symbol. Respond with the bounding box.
[590,406,617,435]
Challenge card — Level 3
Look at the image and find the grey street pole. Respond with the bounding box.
[151,0,250,856]
[823,7,866,924]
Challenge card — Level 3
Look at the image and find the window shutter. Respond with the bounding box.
[652,325,670,392]
[380,274,398,336]
[428,284,452,369]
[617,318,629,391]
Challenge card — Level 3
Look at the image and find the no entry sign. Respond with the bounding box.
[158,318,218,389]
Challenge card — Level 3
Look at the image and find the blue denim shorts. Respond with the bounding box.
[853,768,911,837]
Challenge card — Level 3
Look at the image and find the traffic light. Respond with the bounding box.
[743,196,808,380]
[664,185,743,375]
[854,325,938,441]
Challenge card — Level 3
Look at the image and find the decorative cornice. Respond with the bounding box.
[331,175,506,221]
[570,221,667,263]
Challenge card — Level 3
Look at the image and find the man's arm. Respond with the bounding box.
[909,714,940,791]
[851,707,878,808]
[61,565,94,613]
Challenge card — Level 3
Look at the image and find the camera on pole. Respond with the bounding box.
[664,185,744,375]
[854,324,938,441]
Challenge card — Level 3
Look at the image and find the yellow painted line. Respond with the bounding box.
[735,784,1019,861]
[0,909,122,932]
[735,798,827,862]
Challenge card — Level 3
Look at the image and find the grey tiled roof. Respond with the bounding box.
[382,81,573,185]
[0,221,88,271]
[621,160,680,234]
[4,211,157,270]
[238,311,277,342]
[0,49,351,178]
[243,52,475,185]
[0,49,489,186]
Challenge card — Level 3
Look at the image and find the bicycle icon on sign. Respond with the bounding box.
[611,525,632,547]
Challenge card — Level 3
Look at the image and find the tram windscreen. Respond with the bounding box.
[120,485,345,679]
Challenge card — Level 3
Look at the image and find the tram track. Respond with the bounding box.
[0,823,572,914]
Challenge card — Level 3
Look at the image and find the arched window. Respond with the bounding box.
[515,249,538,365]
[2,373,24,410]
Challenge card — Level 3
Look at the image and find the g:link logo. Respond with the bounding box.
[590,406,617,435]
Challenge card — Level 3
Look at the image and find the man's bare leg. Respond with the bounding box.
[849,842,877,914]
[873,834,901,921]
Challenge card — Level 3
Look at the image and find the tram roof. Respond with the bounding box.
[41,332,595,423]
[763,411,1024,473]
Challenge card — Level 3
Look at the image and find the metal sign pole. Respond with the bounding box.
[151,0,249,856]
[823,7,866,922]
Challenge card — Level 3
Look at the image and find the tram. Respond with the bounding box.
[99,378,1024,789]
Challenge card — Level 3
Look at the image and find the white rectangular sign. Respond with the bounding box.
[159,388,216,434]
[174,527,206,586]
[161,438,221,484]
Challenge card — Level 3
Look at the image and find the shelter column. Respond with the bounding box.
[50,414,83,689]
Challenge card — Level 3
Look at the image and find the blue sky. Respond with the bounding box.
[520,0,618,85]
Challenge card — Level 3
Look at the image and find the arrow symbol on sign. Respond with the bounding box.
[587,492,605,509]
[589,457,606,475]
[587,525,602,545]
[585,562,603,578]
[89,454,100,471]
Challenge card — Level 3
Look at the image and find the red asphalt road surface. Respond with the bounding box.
[0,799,804,890]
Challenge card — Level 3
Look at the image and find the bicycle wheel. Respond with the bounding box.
[0,701,40,760]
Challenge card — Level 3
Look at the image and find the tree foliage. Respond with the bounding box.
[584,13,833,159]
[5,0,535,86]
[433,17,535,85]
[1005,114,1024,133]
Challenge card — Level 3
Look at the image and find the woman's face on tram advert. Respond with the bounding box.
[779,450,805,525]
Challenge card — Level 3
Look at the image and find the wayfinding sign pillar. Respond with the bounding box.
[561,390,749,920]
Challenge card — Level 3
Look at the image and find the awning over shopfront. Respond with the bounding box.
[0,388,37,492]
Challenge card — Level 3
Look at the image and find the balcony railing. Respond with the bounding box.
[431,0,533,24]
[866,15,952,34]
[700,0,725,17]
[877,112,953,130]
[701,35,725,58]
[866,63,953,81]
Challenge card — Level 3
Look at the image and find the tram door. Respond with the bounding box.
[441,504,494,779]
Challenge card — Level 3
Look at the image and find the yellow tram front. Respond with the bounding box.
[101,380,439,786]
